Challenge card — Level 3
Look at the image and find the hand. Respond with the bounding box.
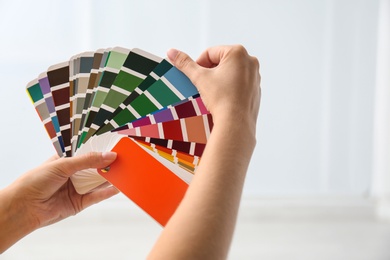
[0,152,118,253]
[167,45,261,131]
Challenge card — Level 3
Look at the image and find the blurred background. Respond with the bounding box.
[1,0,390,259]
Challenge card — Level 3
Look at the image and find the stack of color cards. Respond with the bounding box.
[26,47,213,226]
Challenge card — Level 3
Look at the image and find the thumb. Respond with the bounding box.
[49,152,117,178]
[167,48,200,81]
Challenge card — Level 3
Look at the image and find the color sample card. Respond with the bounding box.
[26,79,64,156]
[26,47,212,226]
[70,52,95,155]
[46,62,72,157]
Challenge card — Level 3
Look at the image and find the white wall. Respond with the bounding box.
[372,0,390,218]
[0,0,380,197]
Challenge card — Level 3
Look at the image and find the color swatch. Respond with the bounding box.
[26,47,212,226]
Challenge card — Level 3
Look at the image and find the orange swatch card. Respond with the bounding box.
[98,137,189,226]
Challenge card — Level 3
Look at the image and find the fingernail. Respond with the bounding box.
[102,152,117,161]
[167,48,179,61]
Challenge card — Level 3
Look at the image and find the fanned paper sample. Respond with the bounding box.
[26,47,212,226]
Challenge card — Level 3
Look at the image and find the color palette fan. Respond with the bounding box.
[26,47,212,226]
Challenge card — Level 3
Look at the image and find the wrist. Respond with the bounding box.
[212,111,257,141]
[209,112,258,161]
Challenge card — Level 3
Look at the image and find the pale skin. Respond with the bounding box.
[0,152,119,253]
[148,45,260,259]
[0,45,261,259]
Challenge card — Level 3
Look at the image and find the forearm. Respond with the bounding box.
[148,115,256,260]
[0,185,36,253]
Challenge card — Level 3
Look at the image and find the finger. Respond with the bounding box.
[50,152,117,178]
[167,48,201,80]
[81,186,119,209]
[195,45,229,68]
